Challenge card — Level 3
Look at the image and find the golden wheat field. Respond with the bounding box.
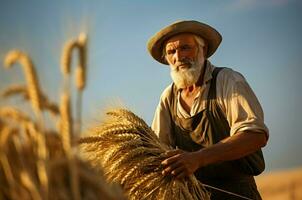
[0,33,211,200]
[256,167,302,200]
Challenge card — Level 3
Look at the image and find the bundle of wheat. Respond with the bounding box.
[79,108,210,200]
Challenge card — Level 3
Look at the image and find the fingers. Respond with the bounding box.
[176,171,187,179]
[161,154,180,166]
[171,166,185,177]
[162,161,182,175]
[162,162,188,179]
[164,149,183,157]
[161,153,189,178]
[160,150,197,179]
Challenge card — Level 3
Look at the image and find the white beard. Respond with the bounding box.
[170,58,203,89]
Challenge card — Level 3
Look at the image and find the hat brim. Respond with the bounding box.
[147,20,222,65]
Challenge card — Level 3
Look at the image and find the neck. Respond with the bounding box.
[183,85,197,93]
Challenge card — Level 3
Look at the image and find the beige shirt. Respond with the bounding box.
[152,61,269,146]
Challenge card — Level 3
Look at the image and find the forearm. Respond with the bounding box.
[196,131,267,167]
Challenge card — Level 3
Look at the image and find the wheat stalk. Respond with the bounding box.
[22,120,48,199]
[0,122,126,200]
[75,33,87,138]
[61,33,87,137]
[19,170,42,200]
[59,92,81,200]
[58,92,79,200]
[3,52,49,192]
[0,114,126,200]
[0,149,15,193]
[59,93,72,153]
[61,33,87,88]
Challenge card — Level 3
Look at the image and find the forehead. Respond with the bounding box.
[165,33,196,48]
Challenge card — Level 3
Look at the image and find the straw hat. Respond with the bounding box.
[147,20,222,65]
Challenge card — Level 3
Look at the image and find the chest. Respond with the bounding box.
[180,90,200,113]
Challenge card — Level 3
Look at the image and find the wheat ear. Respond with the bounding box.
[0,84,28,99]
[4,50,42,116]
[0,107,31,123]
[75,33,87,91]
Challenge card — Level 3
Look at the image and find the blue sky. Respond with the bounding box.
[0,0,301,172]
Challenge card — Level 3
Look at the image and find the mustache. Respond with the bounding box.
[174,59,195,69]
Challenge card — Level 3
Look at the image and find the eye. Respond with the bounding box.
[180,45,192,51]
[166,49,176,55]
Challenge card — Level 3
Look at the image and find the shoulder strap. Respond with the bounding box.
[207,67,224,100]
[168,83,178,147]
[169,83,177,121]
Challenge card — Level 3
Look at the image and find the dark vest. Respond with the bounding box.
[169,67,264,199]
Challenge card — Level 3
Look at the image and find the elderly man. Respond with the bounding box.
[148,20,268,199]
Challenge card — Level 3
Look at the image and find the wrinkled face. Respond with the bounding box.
[164,33,206,88]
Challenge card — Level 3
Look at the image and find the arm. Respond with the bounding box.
[161,131,267,178]
[198,131,267,166]
[152,84,175,146]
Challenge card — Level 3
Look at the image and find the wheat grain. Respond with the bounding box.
[76,33,87,91]
[128,172,158,197]
[4,50,42,116]
[61,39,78,76]
[75,65,85,91]
[78,133,140,144]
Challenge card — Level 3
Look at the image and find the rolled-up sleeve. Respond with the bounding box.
[152,85,174,146]
[217,69,269,139]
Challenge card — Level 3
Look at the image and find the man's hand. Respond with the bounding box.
[160,131,267,179]
[161,149,201,179]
